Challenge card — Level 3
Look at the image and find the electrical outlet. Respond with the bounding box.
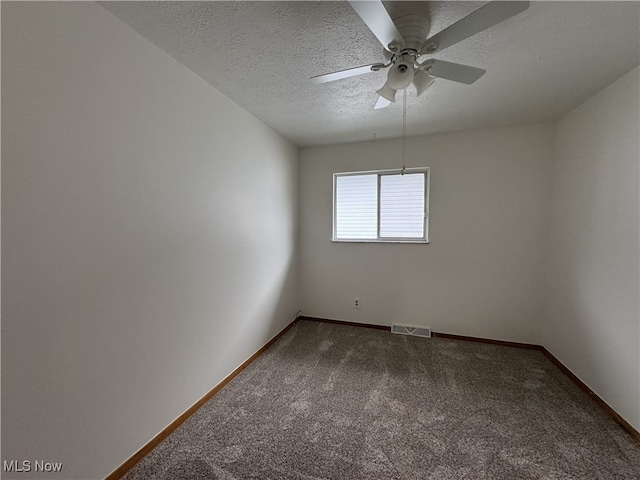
[353,297,360,309]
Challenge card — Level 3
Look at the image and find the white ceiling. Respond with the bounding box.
[100,1,640,147]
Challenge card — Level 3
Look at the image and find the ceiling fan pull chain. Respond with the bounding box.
[401,88,407,175]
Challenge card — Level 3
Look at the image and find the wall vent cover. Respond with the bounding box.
[391,324,432,338]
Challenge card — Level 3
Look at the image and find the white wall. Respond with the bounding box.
[542,66,640,431]
[299,124,554,344]
[2,3,299,478]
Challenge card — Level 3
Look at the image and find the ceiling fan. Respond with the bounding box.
[310,1,530,109]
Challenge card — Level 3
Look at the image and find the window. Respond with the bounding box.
[333,168,429,243]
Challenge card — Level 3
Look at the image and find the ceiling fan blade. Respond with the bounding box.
[422,1,530,55]
[374,96,392,110]
[310,63,383,84]
[349,1,405,51]
[420,59,485,85]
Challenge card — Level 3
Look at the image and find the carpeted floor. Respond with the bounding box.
[123,319,640,479]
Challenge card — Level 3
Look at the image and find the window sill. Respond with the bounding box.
[332,239,429,244]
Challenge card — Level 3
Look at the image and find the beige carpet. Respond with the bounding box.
[123,319,640,479]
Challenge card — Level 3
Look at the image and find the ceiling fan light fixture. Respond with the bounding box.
[387,55,415,90]
[376,81,397,102]
[413,70,436,96]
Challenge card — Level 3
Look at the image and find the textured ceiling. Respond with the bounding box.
[100,1,640,147]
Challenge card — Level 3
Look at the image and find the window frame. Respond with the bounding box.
[332,167,430,244]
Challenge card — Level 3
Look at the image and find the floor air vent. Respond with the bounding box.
[391,324,432,338]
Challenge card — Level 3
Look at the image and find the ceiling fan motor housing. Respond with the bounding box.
[393,14,431,52]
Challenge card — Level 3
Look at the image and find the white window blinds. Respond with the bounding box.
[335,174,377,239]
[333,169,429,243]
[380,173,425,238]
